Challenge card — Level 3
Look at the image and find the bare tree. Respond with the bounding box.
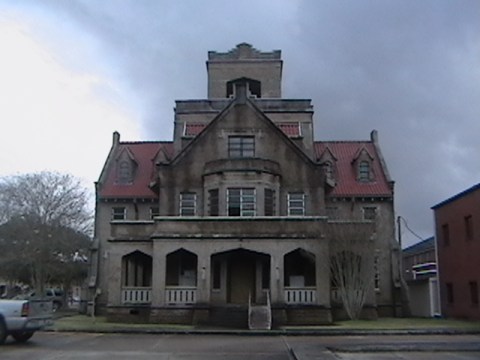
[0,172,93,295]
[328,221,376,320]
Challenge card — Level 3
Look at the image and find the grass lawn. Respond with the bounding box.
[50,315,480,333]
[50,315,195,332]
[282,317,480,331]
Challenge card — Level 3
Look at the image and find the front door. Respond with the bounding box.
[228,254,255,304]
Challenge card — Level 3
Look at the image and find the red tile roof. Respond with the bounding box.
[278,123,301,137]
[99,140,391,199]
[315,141,393,197]
[184,123,206,137]
[184,122,301,137]
[99,142,173,198]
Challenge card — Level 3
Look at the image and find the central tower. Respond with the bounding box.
[206,43,283,99]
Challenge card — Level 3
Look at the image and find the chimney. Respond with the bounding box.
[113,131,120,146]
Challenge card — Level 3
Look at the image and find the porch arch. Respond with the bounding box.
[165,249,198,304]
[210,248,270,305]
[284,248,316,304]
[121,250,152,304]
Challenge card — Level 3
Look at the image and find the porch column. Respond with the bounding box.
[270,253,284,305]
[151,241,166,306]
[315,241,330,307]
[196,250,211,304]
[107,251,122,306]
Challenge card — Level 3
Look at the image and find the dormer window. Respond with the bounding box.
[323,161,334,179]
[358,161,370,182]
[352,146,374,183]
[116,147,137,184]
[118,160,133,184]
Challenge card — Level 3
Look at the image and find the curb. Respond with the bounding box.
[44,327,480,336]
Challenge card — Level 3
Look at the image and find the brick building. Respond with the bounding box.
[89,43,401,327]
[433,183,480,320]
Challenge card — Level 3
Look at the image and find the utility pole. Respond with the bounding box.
[397,216,402,250]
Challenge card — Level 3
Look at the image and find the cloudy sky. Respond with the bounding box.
[1,0,479,247]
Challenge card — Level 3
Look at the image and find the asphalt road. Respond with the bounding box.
[1,332,480,360]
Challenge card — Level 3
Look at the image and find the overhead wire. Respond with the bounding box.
[399,216,425,241]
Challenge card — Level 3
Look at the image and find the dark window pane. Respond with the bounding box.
[209,189,219,216]
[264,188,274,216]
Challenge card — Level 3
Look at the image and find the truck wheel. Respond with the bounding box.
[0,319,7,345]
[11,331,34,343]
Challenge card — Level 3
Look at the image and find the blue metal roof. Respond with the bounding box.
[402,236,435,255]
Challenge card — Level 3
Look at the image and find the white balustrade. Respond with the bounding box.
[121,287,152,304]
[284,287,316,304]
[165,286,197,305]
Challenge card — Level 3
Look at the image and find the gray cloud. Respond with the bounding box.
[19,0,480,246]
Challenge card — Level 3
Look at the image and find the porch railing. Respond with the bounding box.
[165,286,197,305]
[284,287,316,304]
[121,287,152,304]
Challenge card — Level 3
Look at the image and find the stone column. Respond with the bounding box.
[151,241,166,306]
[270,253,284,305]
[107,250,122,306]
[315,241,330,307]
[196,250,212,305]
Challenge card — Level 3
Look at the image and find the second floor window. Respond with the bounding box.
[228,188,255,216]
[208,189,219,216]
[446,283,454,304]
[288,193,305,216]
[326,206,339,220]
[112,207,126,220]
[470,281,479,306]
[363,207,377,221]
[180,192,196,216]
[465,215,473,241]
[442,224,450,246]
[228,136,255,158]
[264,188,275,216]
[150,206,159,219]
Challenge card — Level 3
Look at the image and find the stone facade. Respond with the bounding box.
[89,43,400,327]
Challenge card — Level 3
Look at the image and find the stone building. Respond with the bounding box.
[89,43,400,327]
[433,183,480,320]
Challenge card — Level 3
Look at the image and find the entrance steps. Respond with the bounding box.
[248,293,272,330]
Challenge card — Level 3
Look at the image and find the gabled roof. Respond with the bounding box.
[317,145,337,162]
[315,141,393,197]
[98,141,173,198]
[171,92,317,168]
[352,146,374,162]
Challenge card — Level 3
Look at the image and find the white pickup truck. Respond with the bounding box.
[0,299,53,344]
